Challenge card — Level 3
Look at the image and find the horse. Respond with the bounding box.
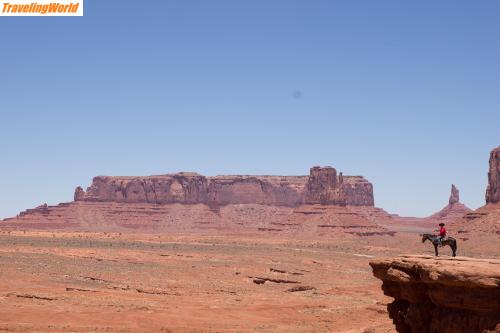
[421,233,457,257]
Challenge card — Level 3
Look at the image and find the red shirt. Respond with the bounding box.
[439,227,447,237]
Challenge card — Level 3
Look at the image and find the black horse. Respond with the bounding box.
[421,234,457,257]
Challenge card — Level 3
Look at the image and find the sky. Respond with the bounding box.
[1,0,499,219]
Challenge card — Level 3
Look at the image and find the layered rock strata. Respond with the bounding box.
[486,146,500,204]
[304,167,374,205]
[370,255,500,333]
[1,201,393,236]
[74,167,374,207]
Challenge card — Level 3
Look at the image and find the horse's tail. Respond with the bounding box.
[449,237,457,257]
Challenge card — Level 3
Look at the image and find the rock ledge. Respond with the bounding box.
[370,255,500,333]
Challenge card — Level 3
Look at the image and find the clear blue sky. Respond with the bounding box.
[1,0,499,218]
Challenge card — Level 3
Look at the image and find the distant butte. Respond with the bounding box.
[3,147,500,236]
[1,166,388,233]
[74,166,374,207]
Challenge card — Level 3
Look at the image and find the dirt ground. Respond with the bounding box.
[0,230,413,333]
[0,203,498,333]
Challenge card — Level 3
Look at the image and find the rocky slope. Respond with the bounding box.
[444,147,500,245]
[1,201,395,236]
[486,146,500,204]
[370,255,500,333]
[457,203,500,235]
[74,166,374,207]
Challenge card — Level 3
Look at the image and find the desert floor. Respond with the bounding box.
[0,229,497,333]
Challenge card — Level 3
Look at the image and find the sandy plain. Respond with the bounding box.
[0,230,414,333]
[0,203,498,332]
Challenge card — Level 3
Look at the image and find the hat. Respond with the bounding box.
[439,223,445,226]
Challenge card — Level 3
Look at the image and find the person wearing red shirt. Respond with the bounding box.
[435,223,447,247]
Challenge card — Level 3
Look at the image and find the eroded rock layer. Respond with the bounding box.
[370,255,500,333]
[486,146,500,204]
[304,167,374,206]
[1,201,394,236]
[74,167,374,207]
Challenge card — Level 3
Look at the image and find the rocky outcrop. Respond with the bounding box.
[449,184,460,205]
[428,202,471,222]
[340,175,375,206]
[486,147,500,204]
[74,167,374,207]
[304,167,343,205]
[428,184,471,222]
[304,167,374,206]
[370,255,500,333]
[77,173,211,205]
[206,176,306,206]
[18,203,49,217]
[74,186,85,201]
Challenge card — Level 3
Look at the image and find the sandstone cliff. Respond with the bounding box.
[74,167,374,207]
[486,146,500,204]
[370,255,500,333]
[304,167,374,206]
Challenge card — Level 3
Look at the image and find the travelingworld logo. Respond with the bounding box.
[1,0,83,16]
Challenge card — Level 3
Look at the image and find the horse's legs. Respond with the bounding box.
[451,242,457,257]
[434,244,438,257]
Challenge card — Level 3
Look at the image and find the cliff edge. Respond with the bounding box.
[370,255,500,333]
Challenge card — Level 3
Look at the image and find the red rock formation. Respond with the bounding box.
[341,176,375,206]
[449,184,460,205]
[305,166,343,205]
[304,167,374,206]
[18,203,49,217]
[1,200,393,236]
[370,255,500,333]
[486,146,500,204]
[428,184,471,223]
[428,202,471,223]
[74,167,374,207]
[2,167,377,231]
[74,186,85,201]
[79,173,210,204]
[206,176,306,206]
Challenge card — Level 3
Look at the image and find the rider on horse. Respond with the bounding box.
[422,223,457,257]
[435,223,447,247]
